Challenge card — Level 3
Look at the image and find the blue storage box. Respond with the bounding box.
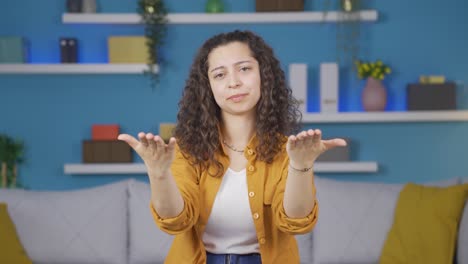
[0,37,28,63]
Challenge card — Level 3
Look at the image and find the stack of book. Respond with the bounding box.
[255,0,303,12]
[82,125,132,163]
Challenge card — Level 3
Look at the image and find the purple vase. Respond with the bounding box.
[361,77,387,111]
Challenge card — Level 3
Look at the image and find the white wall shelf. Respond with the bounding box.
[64,162,378,175]
[301,110,468,123]
[62,10,378,24]
[0,64,155,74]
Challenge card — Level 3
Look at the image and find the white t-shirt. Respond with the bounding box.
[202,168,260,254]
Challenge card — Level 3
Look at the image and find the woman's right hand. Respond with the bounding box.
[118,132,177,179]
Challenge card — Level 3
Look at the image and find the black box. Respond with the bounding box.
[83,140,132,163]
[256,0,304,12]
[60,38,78,63]
[406,83,456,111]
[66,0,82,13]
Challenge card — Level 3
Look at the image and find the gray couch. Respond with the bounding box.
[1,176,467,264]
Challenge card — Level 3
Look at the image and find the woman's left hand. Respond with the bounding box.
[286,129,347,169]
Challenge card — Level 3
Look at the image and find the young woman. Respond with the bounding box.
[118,30,346,264]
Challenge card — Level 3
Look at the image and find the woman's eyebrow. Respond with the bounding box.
[209,60,253,73]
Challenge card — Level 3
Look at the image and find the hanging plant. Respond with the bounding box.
[137,0,168,88]
[336,0,362,67]
[320,0,363,67]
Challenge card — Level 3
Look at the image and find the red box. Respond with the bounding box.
[92,124,120,140]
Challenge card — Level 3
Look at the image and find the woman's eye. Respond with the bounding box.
[214,73,224,79]
[240,66,251,72]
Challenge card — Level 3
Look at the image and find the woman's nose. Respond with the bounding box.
[228,73,241,88]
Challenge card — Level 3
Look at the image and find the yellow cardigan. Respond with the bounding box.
[150,135,318,264]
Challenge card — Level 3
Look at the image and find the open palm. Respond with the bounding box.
[118,132,176,176]
[286,129,347,168]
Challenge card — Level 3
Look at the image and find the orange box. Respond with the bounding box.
[92,124,120,140]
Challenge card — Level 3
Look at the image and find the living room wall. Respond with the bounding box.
[1,0,467,190]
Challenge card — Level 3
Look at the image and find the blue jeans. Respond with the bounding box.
[206,252,262,264]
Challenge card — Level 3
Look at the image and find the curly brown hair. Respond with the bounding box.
[174,30,302,176]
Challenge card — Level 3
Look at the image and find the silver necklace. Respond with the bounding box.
[222,140,244,153]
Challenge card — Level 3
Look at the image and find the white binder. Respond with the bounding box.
[320,63,339,113]
[288,64,308,113]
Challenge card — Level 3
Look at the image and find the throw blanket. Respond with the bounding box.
[380,183,468,264]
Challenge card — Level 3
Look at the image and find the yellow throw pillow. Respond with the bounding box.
[380,183,468,264]
[0,203,32,264]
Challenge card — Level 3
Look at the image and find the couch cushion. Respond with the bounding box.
[0,180,129,264]
[458,177,468,264]
[312,176,459,264]
[380,183,468,263]
[296,233,313,264]
[128,179,173,264]
[0,203,32,264]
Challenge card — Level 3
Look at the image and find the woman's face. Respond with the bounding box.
[207,41,261,118]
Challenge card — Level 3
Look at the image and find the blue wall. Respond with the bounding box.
[1,0,467,190]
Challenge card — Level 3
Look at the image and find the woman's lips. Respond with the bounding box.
[227,93,248,102]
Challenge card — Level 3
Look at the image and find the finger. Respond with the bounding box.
[117,134,140,149]
[287,135,296,149]
[167,137,177,152]
[153,135,165,155]
[147,133,158,150]
[304,129,315,147]
[312,129,322,143]
[138,132,149,146]
[297,131,307,141]
[323,138,347,150]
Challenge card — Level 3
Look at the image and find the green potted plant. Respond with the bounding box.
[0,134,25,188]
[137,0,168,88]
[355,59,392,81]
[355,59,392,111]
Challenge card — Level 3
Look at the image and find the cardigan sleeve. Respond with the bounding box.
[150,144,200,235]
